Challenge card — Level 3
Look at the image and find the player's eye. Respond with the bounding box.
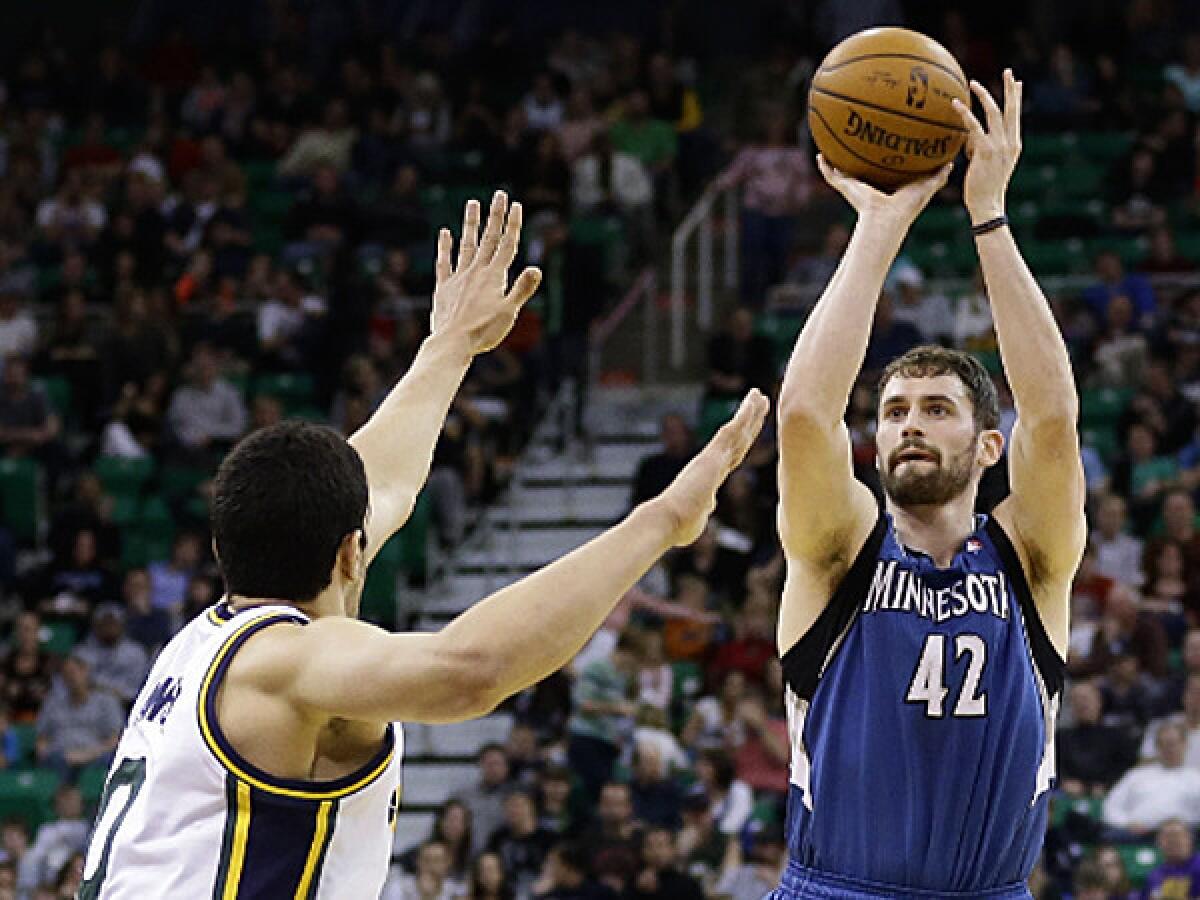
[885,407,905,419]
[928,404,948,416]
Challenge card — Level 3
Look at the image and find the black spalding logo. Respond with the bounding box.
[906,67,930,109]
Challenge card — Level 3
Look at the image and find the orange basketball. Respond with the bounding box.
[808,27,969,190]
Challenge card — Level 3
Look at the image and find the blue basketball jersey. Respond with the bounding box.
[780,511,1064,894]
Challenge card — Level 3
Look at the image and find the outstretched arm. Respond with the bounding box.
[776,159,949,650]
[348,192,541,565]
[953,71,1085,655]
[272,391,769,723]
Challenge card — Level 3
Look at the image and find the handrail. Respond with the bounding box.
[589,266,659,388]
[669,183,740,369]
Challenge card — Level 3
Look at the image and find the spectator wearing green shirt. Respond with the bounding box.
[566,632,639,803]
[609,91,677,220]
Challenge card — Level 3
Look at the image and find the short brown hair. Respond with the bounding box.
[878,345,1000,432]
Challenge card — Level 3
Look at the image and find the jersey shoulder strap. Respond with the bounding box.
[781,509,888,702]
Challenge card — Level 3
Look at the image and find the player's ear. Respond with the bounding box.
[977,428,1004,468]
[336,531,361,582]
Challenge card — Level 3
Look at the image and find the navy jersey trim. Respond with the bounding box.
[983,518,1066,697]
[199,612,397,799]
[780,510,888,702]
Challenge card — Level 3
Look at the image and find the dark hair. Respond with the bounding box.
[432,799,472,874]
[699,749,736,790]
[466,852,515,900]
[211,422,368,603]
[550,841,590,876]
[878,345,1000,432]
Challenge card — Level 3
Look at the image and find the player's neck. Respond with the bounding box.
[886,494,978,568]
[226,587,342,620]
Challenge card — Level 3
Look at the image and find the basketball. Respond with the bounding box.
[808,27,969,189]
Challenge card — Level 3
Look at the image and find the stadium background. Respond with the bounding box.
[0,0,1193,897]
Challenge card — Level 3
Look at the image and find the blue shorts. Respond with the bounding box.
[768,859,1033,900]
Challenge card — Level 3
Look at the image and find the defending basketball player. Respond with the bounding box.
[78,192,769,900]
[772,70,1084,899]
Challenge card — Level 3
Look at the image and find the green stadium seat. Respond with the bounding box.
[1023,240,1086,276]
[1022,133,1078,166]
[159,464,210,502]
[360,534,403,628]
[1081,386,1133,428]
[110,493,140,527]
[671,661,704,705]
[756,313,805,369]
[0,457,41,542]
[1054,163,1107,199]
[41,622,77,657]
[9,723,35,768]
[249,189,293,224]
[1173,230,1200,262]
[1076,131,1136,162]
[912,205,968,241]
[697,397,739,444]
[397,492,431,577]
[1082,427,1121,466]
[254,373,315,414]
[33,376,72,422]
[1117,844,1162,889]
[94,456,155,496]
[78,763,109,810]
[0,769,59,831]
[243,161,276,190]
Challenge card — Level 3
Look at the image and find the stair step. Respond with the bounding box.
[456,526,603,568]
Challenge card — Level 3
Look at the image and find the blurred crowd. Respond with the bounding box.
[1,1,1200,899]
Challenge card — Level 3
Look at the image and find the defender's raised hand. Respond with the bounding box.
[654,390,770,548]
[816,154,952,231]
[951,69,1023,222]
[431,191,543,355]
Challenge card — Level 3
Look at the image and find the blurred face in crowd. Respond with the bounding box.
[1185,630,1200,673]
[416,841,449,880]
[634,744,663,783]
[63,656,90,697]
[1069,683,1103,726]
[504,792,537,835]
[661,414,690,456]
[479,748,509,787]
[1158,820,1194,864]
[1163,492,1196,538]
[1095,495,1127,538]
[15,612,39,653]
[540,771,570,810]
[474,853,505,891]
[598,783,633,827]
[642,828,676,869]
[2,357,28,392]
[1184,675,1200,722]
[1106,294,1135,334]
[439,801,467,843]
[1156,722,1187,767]
[507,723,537,760]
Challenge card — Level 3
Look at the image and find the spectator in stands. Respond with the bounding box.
[1057,681,1140,796]
[35,653,122,782]
[256,269,327,372]
[1112,423,1176,531]
[1143,818,1200,898]
[704,308,777,405]
[1140,674,1200,769]
[1092,494,1144,586]
[1103,722,1200,835]
[1140,540,1194,644]
[0,612,56,723]
[1097,652,1166,732]
[580,782,641,893]
[863,291,924,376]
[675,788,727,893]
[715,111,812,306]
[625,826,704,900]
[536,766,574,836]
[166,343,248,458]
[72,603,149,707]
[456,744,514,857]
[0,292,36,363]
[0,355,61,469]
[566,633,637,803]
[629,743,681,829]
[1147,489,1200,573]
[712,824,787,900]
[1164,32,1200,112]
[533,840,616,899]
[1139,225,1196,274]
[1088,295,1148,390]
[462,852,515,900]
[382,839,461,900]
[570,132,654,267]
[1110,148,1169,234]
[1081,250,1156,326]
[784,222,850,297]
[35,171,107,251]
[486,789,555,895]
[556,88,605,164]
[120,568,171,655]
[148,530,205,621]
[684,670,747,754]
[0,820,28,887]
[707,592,777,688]
[1067,858,1109,900]
[629,414,693,509]
[523,73,565,133]
[693,749,753,837]
[37,527,118,632]
[1121,359,1197,456]
[730,683,789,800]
[505,722,544,788]
[887,263,955,346]
[610,90,677,218]
[18,786,86,896]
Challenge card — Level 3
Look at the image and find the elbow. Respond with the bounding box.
[438,643,506,721]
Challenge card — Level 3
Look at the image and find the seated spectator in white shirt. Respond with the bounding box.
[17,785,88,895]
[34,654,124,783]
[1139,673,1200,768]
[0,291,37,361]
[166,343,247,454]
[1103,721,1200,836]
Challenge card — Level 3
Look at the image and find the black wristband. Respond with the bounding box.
[971,215,1009,237]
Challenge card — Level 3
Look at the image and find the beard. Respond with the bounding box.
[880,440,975,507]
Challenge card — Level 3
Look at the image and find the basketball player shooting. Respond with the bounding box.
[772,70,1084,899]
[78,191,768,900]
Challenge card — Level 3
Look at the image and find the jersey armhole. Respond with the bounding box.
[780,510,887,703]
[984,517,1066,698]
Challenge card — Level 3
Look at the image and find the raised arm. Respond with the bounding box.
[348,191,541,564]
[271,391,769,723]
[952,72,1085,656]
[776,159,949,650]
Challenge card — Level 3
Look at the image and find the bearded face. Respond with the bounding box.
[880,435,976,506]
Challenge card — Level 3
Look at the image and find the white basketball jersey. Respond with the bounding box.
[79,601,404,900]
